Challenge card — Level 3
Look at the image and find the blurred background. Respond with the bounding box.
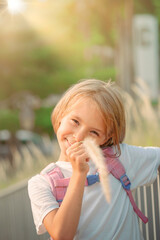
[0,0,160,239]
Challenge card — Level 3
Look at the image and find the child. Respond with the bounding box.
[28,79,160,240]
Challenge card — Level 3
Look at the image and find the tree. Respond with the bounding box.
[74,0,134,91]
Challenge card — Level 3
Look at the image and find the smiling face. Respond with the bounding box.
[52,79,126,158]
[57,97,107,161]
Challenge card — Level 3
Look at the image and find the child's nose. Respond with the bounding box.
[74,129,87,142]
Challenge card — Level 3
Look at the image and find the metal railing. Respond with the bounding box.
[0,173,159,240]
[0,180,49,240]
[135,172,160,240]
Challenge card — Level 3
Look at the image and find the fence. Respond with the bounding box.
[0,173,159,240]
[135,172,160,240]
[0,180,49,240]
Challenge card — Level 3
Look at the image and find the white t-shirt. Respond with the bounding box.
[28,143,160,240]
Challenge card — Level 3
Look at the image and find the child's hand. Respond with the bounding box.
[66,141,89,174]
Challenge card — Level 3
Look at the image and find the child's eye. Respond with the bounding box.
[72,119,79,125]
[91,131,99,136]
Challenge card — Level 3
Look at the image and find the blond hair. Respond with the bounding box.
[51,79,126,155]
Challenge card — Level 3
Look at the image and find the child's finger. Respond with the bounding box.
[66,146,89,160]
[69,141,83,148]
[66,141,84,154]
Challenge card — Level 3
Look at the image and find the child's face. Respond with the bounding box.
[57,98,107,161]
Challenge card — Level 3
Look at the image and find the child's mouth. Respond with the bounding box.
[66,139,74,146]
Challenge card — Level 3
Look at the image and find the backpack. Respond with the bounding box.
[41,147,148,224]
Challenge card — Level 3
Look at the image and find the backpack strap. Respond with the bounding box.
[103,147,148,224]
[41,148,148,223]
[41,166,100,206]
[41,166,70,205]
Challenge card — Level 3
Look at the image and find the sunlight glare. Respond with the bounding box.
[7,0,26,14]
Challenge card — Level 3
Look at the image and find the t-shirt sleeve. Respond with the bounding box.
[120,144,160,190]
[28,174,59,234]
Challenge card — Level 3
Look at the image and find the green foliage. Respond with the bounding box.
[134,0,155,14]
[94,67,116,81]
[0,25,116,100]
[0,0,159,135]
[35,107,53,134]
[0,109,19,132]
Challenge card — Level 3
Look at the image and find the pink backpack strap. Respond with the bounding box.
[41,166,100,206]
[103,147,148,224]
[41,166,70,206]
[41,148,148,224]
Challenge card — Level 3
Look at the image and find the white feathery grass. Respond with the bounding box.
[12,147,22,169]
[0,159,8,181]
[0,135,56,189]
[123,78,160,146]
[83,137,111,203]
[28,143,48,166]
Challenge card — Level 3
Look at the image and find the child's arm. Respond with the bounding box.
[43,142,89,240]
